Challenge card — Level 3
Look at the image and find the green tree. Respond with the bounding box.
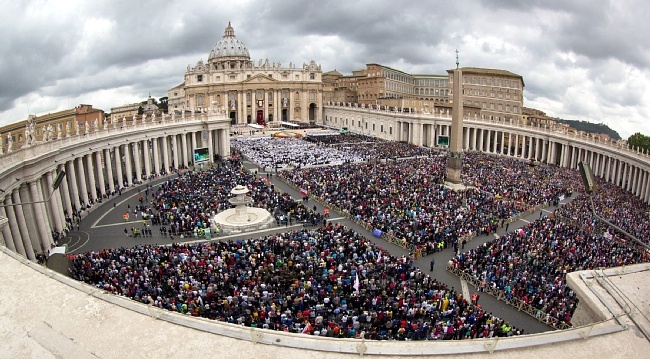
[628,133,650,152]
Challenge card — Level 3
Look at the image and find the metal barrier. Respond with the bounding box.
[446,264,572,330]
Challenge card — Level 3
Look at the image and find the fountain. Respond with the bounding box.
[211,184,274,234]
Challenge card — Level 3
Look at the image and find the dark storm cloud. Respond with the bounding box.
[0,0,648,138]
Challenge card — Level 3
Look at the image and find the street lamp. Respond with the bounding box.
[578,162,650,251]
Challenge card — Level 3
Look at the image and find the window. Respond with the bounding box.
[282,74,288,79]
[197,95,204,107]
[229,93,235,101]
[295,75,299,80]
[310,91,315,100]
[268,92,273,101]
[256,91,263,100]
[490,103,495,110]
[246,93,251,101]
[310,73,315,80]
[389,127,392,135]
[197,75,203,82]
[230,75,236,80]
[215,76,221,81]
[372,124,375,131]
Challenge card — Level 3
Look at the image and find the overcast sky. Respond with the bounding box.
[1,0,648,139]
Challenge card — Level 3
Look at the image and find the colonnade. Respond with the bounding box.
[0,115,231,261]
[324,106,650,203]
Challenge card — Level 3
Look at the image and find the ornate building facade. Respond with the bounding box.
[448,67,524,123]
[168,22,324,126]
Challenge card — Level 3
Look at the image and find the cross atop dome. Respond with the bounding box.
[224,21,235,37]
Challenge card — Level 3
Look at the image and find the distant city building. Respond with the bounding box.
[522,107,556,128]
[169,22,323,125]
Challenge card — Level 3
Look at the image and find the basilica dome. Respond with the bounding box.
[208,22,251,62]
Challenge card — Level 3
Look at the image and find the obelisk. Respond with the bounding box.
[446,51,464,186]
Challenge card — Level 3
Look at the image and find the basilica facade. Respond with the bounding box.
[168,22,323,126]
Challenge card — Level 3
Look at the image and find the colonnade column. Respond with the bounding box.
[76,157,89,207]
[45,171,64,233]
[58,164,73,220]
[134,142,142,182]
[114,145,124,189]
[30,180,53,251]
[162,136,170,172]
[181,133,188,167]
[143,140,151,177]
[528,136,534,159]
[85,154,96,202]
[500,132,505,155]
[3,195,27,258]
[464,127,470,151]
[152,139,160,174]
[104,149,115,194]
[95,151,106,198]
[172,135,179,169]
[13,184,41,259]
[0,204,17,253]
[124,144,133,187]
[66,160,81,211]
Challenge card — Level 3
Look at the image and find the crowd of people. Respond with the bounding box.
[69,225,523,340]
[231,137,365,171]
[449,176,650,326]
[66,129,650,339]
[280,150,579,251]
[137,152,319,238]
[307,134,436,159]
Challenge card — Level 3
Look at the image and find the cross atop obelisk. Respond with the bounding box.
[445,54,465,187]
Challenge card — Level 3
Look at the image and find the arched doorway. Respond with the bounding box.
[282,109,288,122]
[256,110,264,126]
[229,112,236,125]
[309,103,317,124]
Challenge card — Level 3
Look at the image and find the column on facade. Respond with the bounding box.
[76,156,89,206]
[535,138,542,161]
[221,129,230,158]
[527,136,534,159]
[162,135,170,172]
[238,91,245,124]
[275,89,281,123]
[114,145,124,189]
[124,143,133,186]
[95,151,106,197]
[301,89,308,123]
[104,149,115,194]
[541,139,548,163]
[30,180,53,251]
[4,194,28,258]
[207,130,214,164]
[464,126,471,150]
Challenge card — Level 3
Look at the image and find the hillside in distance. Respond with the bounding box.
[555,118,622,141]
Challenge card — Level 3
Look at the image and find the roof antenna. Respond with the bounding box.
[456,49,459,69]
